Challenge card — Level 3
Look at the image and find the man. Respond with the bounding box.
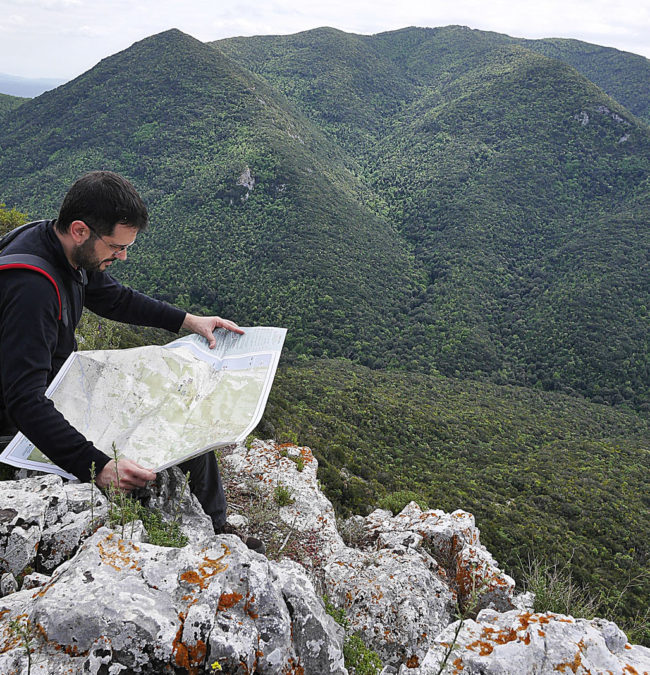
[0,171,241,539]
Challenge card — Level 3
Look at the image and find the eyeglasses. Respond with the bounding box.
[85,223,136,253]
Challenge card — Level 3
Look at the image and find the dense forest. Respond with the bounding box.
[0,26,648,637]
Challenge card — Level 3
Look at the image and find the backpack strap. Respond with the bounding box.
[0,221,47,250]
[0,254,69,327]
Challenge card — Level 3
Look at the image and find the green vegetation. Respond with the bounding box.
[219,26,650,408]
[0,92,27,118]
[264,358,650,635]
[0,202,28,235]
[8,617,35,675]
[273,484,295,507]
[104,443,189,547]
[106,488,189,547]
[324,594,383,674]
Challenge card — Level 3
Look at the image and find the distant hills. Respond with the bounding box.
[0,25,648,636]
[216,25,650,407]
[0,72,65,98]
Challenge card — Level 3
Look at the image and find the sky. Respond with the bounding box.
[1,0,649,80]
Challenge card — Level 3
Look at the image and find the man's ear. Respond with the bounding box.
[69,220,91,245]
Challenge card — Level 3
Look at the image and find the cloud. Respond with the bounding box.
[9,0,82,7]
[1,0,648,79]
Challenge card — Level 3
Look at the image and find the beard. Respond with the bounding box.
[72,238,113,272]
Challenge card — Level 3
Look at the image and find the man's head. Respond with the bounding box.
[56,171,148,272]
[57,171,148,236]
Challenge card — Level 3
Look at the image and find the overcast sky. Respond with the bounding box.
[1,0,649,80]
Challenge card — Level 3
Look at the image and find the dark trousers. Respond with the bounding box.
[179,451,227,532]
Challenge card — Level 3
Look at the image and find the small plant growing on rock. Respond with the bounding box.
[273,484,295,507]
[324,595,382,675]
[9,616,35,674]
[103,444,188,547]
[522,555,601,618]
[377,490,428,514]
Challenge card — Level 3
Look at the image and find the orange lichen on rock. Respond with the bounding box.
[622,666,639,675]
[281,657,305,674]
[172,613,207,675]
[218,592,244,612]
[466,639,494,656]
[244,593,258,620]
[553,650,582,673]
[405,655,420,668]
[97,535,141,572]
[180,548,230,591]
[452,657,464,672]
[466,626,518,657]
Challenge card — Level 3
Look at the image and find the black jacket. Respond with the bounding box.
[0,220,186,481]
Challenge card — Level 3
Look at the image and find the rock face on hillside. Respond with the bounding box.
[1,440,648,674]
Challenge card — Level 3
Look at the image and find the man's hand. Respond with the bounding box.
[96,458,156,492]
[182,313,245,349]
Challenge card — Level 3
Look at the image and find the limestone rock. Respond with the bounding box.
[0,474,108,577]
[21,571,51,590]
[365,501,516,612]
[404,609,650,674]
[0,526,347,674]
[0,572,18,596]
[223,440,344,559]
[324,543,454,667]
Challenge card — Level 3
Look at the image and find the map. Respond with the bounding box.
[0,327,286,479]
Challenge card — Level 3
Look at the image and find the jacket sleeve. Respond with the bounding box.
[0,270,110,481]
[84,272,186,332]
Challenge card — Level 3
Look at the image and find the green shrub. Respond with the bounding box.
[523,556,601,618]
[273,484,295,507]
[377,490,428,515]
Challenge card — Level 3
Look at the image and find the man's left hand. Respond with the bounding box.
[182,313,245,348]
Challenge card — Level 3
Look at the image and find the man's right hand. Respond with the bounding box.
[96,458,156,492]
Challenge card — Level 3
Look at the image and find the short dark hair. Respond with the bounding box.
[56,171,148,236]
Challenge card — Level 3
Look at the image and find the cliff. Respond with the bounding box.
[1,441,648,674]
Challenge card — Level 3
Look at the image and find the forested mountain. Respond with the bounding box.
[0,29,425,362]
[0,92,27,117]
[217,26,650,407]
[0,26,648,635]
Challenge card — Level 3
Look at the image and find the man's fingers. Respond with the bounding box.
[96,458,155,492]
[220,319,245,335]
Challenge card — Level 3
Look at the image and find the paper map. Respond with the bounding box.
[0,327,286,480]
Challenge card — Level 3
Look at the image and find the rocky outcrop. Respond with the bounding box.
[222,441,518,669]
[403,609,650,675]
[1,439,648,674]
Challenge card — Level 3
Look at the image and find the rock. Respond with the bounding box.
[0,572,18,596]
[324,543,454,667]
[274,559,347,674]
[512,590,535,612]
[226,513,249,529]
[0,526,347,674]
[1,439,648,675]
[21,571,51,590]
[0,474,108,577]
[404,609,650,674]
[223,440,345,559]
[364,502,516,612]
